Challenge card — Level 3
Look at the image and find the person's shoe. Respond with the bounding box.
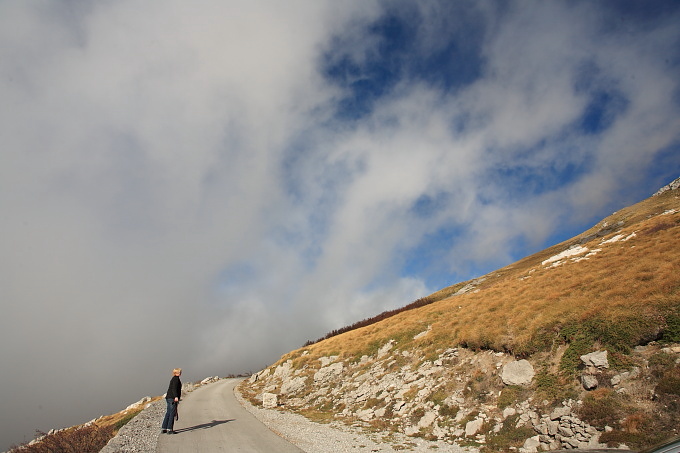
[168,430,176,434]
[162,429,167,434]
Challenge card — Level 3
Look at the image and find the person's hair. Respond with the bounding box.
[173,368,182,376]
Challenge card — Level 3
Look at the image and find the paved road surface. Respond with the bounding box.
[155,378,303,452]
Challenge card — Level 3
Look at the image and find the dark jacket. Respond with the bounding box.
[166,375,181,400]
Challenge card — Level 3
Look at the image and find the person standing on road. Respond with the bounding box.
[161,368,182,434]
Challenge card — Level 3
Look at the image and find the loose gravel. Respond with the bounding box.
[234,386,473,453]
[99,399,165,453]
[99,380,474,452]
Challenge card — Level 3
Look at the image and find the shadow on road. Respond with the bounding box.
[174,419,234,433]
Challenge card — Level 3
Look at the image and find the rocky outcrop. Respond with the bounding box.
[501,360,535,386]
[314,361,343,383]
[579,350,610,390]
[240,342,680,451]
[242,344,657,451]
[124,396,153,412]
[580,350,609,369]
[653,176,680,196]
[523,402,603,452]
[262,392,278,409]
[200,376,221,385]
[580,374,599,390]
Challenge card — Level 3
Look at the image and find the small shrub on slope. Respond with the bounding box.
[484,415,535,452]
[661,309,680,343]
[497,385,526,409]
[576,388,623,429]
[10,425,114,453]
[558,313,666,374]
[656,368,680,396]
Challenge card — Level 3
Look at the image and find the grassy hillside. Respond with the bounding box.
[287,185,679,371]
[241,181,680,451]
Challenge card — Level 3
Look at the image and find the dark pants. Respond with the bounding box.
[162,398,176,431]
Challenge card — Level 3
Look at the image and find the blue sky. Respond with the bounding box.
[1,0,679,448]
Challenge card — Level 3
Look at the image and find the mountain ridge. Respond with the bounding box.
[303,176,680,351]
[239,176,680,452]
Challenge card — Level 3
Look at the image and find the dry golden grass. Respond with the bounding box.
[279,190,680,372]
[95,396,163,430]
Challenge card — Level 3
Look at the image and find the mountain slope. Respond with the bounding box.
[239,178,680,452]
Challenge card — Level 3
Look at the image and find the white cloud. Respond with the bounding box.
[1,0,679,449]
